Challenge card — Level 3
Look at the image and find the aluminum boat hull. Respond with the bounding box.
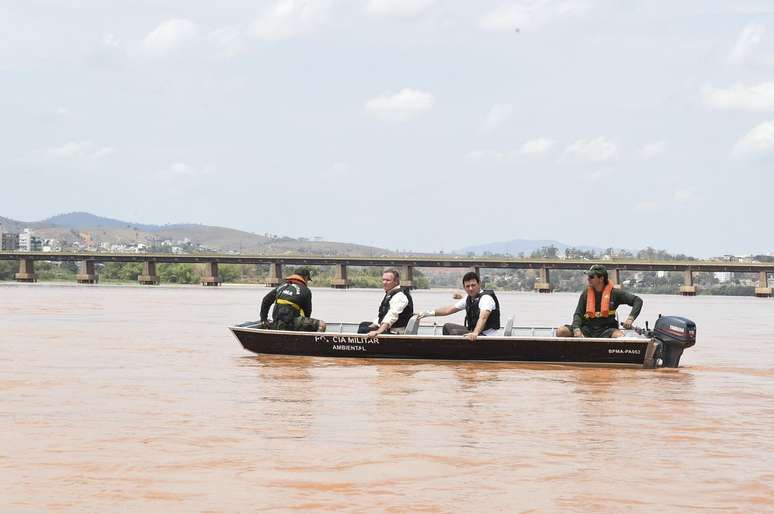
[229,321,664,368]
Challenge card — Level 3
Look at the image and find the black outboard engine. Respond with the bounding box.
[653,316,696,367]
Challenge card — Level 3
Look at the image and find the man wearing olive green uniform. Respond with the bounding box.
[260,268,326,332]
[556,264,643,338]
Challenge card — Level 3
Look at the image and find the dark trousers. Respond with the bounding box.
[358,321,377,334]
[442,323,469,336]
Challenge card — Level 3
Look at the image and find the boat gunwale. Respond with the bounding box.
[228,324,653,345]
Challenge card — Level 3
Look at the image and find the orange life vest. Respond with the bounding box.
[585,282,616,319]
[285,274,307,285]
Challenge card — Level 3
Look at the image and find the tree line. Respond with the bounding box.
[0,261,430,289]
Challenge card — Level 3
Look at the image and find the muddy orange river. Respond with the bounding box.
[2,283,773,513]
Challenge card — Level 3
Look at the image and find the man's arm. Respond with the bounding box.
[571,291,587,336]
[418,304,464,318]
[465,309,491,341]
[260,289,277,321]
[615,290,643,328]
[301,288,312,318]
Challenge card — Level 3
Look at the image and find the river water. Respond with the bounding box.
[1,283,773,513]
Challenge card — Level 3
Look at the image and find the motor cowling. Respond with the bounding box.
[653,315,696,367]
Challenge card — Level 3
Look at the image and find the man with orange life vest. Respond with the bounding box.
[556,264,642,338]
[260,268,326,332]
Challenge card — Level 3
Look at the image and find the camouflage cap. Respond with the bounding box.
[293,268,312,281]
[587,264,608,278]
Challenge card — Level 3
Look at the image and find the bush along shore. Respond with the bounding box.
[0,261,431,289]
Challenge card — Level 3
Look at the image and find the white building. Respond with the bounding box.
[18,228,31,250]
[18,229,42,251]
[42,239,62,252]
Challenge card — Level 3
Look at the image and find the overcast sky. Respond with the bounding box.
[2,1,774,256]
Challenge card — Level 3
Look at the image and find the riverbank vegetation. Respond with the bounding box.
[0,262,430,289]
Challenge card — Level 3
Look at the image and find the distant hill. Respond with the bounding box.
[0,215,49,233]
[44,212,162,232]
[0,216,24,233]
[0,212,390,256]
[2,213,610,257]
[458,238,601,256]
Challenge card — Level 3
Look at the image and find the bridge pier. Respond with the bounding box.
[331,264,350,289]
[612,269,621,288]
[472,266,482,286]
[534,267,552,293]
[138,261,160,285]
[76,260,98,284]
[401,265,415,289]
[756,271,772,297]
[201,262,221,286]
[679,270,696,296]
[265,262,283,287]
[15,258,37,282]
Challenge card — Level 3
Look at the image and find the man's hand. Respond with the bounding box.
[318,320,327,332]
[573,328,584,338]
[622,317,634,329]
[417,310,434,319]
[464,332,478,342]
[367,324,385,338]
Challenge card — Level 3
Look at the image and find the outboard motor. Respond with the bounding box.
[653,316,696,367]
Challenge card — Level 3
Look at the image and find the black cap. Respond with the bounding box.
[294,268,312,281]
[587,264,608,278]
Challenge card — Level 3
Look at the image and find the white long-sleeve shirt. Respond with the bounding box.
[372,286,410,328]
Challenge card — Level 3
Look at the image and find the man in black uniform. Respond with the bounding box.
[357,268,414,336]
[556,264,643,338]
[260,268,326,332]
[418,271,501,341]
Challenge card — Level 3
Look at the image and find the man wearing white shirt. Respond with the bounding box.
[358,268,414,337]
[418,271,501,342]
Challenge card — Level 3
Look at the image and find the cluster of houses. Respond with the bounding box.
[70,237,215,254]
[0,227,49,252]
[0,225,213,255]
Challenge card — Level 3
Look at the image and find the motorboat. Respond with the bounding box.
[229,315,696,368]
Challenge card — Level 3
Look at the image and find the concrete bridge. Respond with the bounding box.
[1,252,772,297]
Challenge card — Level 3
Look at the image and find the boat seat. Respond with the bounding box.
[503,316,514,336]
[404,315,421,335]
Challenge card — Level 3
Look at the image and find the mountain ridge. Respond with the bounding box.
[0,212,387,256]
[44,212,163,232]
[3,212,609,257]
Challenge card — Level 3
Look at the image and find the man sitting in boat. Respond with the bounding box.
[358,268,414,337]
[555,264,642,338]
[417,271,500,342]
[259,268,326,332]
